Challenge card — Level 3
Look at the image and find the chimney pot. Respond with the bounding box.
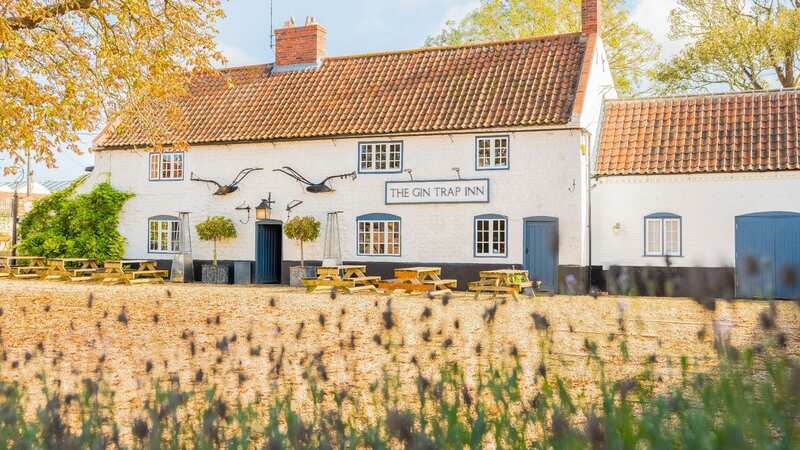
[274,16,327,68]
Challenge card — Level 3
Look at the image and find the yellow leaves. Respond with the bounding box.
[1,0,226,164]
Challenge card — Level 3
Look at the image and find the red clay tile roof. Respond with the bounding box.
[596,89,800,176]
[95,33,589,148]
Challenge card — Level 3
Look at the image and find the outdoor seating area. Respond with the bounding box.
[2,255,541,296]
[301,265,537,298]
[0,256,169,284]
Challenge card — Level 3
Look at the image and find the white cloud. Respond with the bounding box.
[216,41,263,68]
[631,0,687,60]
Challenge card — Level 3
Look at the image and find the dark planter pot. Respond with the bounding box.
[289,266,317,288]
[201,264,230,284]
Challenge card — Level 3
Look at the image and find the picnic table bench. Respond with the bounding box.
[0,256,48,279]
[468,269,540,299]
[302,265,381,293]
[45,258,100,282]
[96,260,168,284]
[378,267,456,296]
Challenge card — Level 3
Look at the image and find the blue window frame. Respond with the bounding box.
[356,213,401,256]
[149,152,185,181]
[358,142,403,174]
[475,136,510,171]
[148,215,181,253]
[644,213,682,257]
[474,214,508,257]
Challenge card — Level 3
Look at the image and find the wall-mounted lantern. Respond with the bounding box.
[235,193,275,224]
[612,222,622,234]
[255,195,275,221]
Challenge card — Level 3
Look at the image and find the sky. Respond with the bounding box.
[2,0,681,184]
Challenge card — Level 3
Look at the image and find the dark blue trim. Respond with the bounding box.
[149,215,179,221]
[356,213,401,221]
[148,152,185,182]
[645,212,681,219]
[384,178,491,205]
[522,216,559,288]
[643,213,683,257]
[474,135,510,171]
[473,214,509,258]
[147,216,181,255]
[357,141,404,174]
[355,213,402,257]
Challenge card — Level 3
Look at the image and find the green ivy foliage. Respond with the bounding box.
[17,181,134,262]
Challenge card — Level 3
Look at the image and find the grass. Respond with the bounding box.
[0,280,797,448]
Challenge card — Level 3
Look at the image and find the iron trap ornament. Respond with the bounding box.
[273,166,356,193]
[190,168,263,196]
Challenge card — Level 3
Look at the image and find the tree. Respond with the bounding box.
[0,0,226,174]
[425,0,660,95]
[283,216,321,268]
[18,179,133,262]
[653,0,800,93]
[196,216,237,266]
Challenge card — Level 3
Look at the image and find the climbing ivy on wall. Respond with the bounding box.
[18,181,133,262]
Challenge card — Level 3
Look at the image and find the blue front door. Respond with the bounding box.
[256,223,282,284]
[736,212,800,299]
[524,218,559,292]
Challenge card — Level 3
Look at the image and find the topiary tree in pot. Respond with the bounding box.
[196,216,237,284]
[283,215,321,287]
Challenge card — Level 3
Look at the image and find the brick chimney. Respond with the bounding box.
[274,16,326,68]
[581,0,600,36]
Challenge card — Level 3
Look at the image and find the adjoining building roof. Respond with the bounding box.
[0,180,74,194]
[95,33,590,149]
[596,89,800,176]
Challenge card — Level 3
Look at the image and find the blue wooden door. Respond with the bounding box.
[736,212,800,299]
[524,218,558,292]
[256,223,282,284]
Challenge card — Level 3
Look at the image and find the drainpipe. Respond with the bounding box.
[585,131,593,292]
[10,190,18,258]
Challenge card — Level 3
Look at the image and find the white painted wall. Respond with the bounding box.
[592,172,800,268]
[95,129,589,267]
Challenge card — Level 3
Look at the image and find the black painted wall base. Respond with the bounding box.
[149,258,592,294]
[597,266,736,299]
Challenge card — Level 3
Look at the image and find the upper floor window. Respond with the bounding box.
[476,136,509,170]
[149,152,184,181]
[644,213,681,257]
[148,216,181,253]
[359,142,402,173]
[357,213,401,256]
[475,214,507,257]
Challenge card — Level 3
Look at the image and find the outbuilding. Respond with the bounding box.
[592,89,800,299]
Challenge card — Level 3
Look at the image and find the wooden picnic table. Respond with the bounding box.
[0,256,48,279]
[45,258,100,282]
[97,260,168,284]
[302,265,382,293]
[378,266,457,296]
[468,269,539,299]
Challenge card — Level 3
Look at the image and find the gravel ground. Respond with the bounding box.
[1,279,798,426]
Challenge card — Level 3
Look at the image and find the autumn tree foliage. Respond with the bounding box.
[425,0,660,96]
[653,0,800,93]
[0,0,226,174]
